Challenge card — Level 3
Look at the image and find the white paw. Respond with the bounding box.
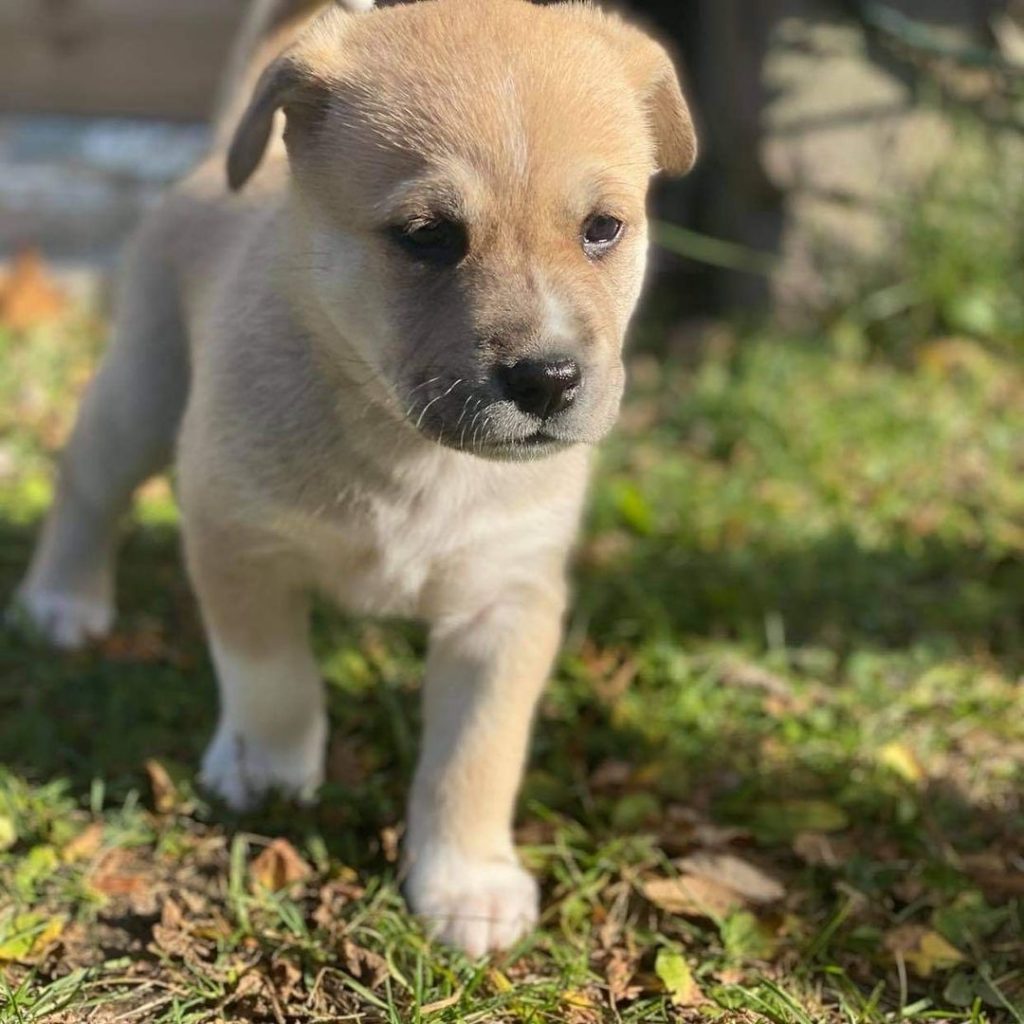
[200,717,326,811]
[10,586,114,650]
[404,845,539,957]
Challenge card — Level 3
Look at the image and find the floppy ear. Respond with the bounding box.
[639,46,698,176]
[227,55,328,191]
[605,20,698,177]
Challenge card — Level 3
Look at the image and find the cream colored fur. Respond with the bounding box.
[14,0,695,956]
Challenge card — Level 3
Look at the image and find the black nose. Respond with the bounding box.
[499,358,582,420]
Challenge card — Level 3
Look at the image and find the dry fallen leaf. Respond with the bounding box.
[151,898,211,961]
[145,759,179,814]
[0,250,68,331]
[62,822,104,863]
[605,946,643,1003]
[313,873,366,932]
[885,925,966,977]
[270,957,302,1002]
[341,939,390,989]
[89,848,149,897]
[643,874,744,919]
[675,852,785,905]
[420,991,463,1015]
[250,839,313,892]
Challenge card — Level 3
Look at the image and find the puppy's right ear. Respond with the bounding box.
[227,55,326,191]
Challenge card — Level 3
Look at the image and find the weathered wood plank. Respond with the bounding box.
[0,0,249,119]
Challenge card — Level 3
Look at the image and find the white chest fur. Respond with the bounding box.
[274,443,590,621]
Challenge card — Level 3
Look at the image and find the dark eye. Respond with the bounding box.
[392,217,468,266]
[582,214,624,257]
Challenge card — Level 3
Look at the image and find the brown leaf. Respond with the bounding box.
[675,852,785,905]
[605,947,643,1003]
[250,839,313,892]
[145,759,179,814]
[420,991,463,1015]
[234,970,270,1000]
[271,957,302,1003]
[90,848,148,897]
[313,872,366,931]
[62,823,104,863]
[0,250,68,331]
[341,939,390,989]
[161,898,184,930]
[642,874,744,919]
[151,898,213,962]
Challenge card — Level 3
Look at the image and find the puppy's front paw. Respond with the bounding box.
[9,587,114,651]
[200,719,325,812]
[405,845,539,957]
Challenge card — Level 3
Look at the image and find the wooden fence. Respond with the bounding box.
[0,0,248,119]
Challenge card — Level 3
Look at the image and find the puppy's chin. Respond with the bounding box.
[458,434,579,463]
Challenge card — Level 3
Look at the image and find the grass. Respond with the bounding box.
[0,303,1022,1023]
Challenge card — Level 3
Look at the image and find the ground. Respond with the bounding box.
[0,291,1022,1023]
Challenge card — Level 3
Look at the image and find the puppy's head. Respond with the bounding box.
[229,0,696,460]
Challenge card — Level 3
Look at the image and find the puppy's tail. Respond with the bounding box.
[212,0,374,145]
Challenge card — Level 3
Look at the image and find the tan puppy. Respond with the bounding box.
[15,0,695,956]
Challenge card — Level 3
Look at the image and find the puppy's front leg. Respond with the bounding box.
[186,525,326,812]
[404,580,566,957]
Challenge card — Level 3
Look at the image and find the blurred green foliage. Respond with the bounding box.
[834,124,1024,359]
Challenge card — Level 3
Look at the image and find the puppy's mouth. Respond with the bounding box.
[473,430,572,461]
[400,376,586,460]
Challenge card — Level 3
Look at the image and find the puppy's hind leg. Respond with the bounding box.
[14,249,189,649]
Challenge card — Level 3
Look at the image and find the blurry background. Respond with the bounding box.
[1,0,1023,334]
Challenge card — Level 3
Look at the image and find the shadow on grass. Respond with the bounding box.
[576,527,1024,668]
[0,513,1020,866]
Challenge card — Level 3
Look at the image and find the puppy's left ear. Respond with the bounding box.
[605,20,698,177]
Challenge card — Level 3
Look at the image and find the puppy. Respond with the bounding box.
[15,0,696,955]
